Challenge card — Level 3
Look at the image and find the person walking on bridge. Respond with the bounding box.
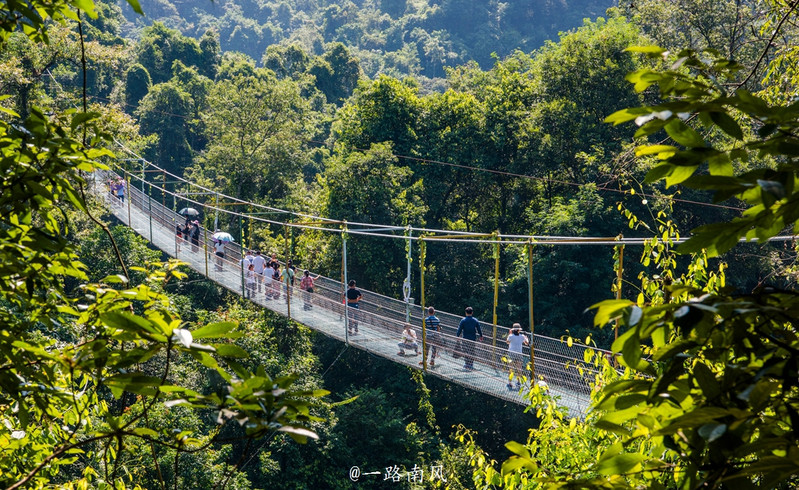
[506,323,529,390]
[116,178,125,203]
[345,280,362,335]
[240,249,253,269]
[420,306,442,368]
[280,263,295,303]
[252,251,267,293]
[300,270,319,310]
[212,230,226,271]
[189,220,201,252]
[457,307,483,370]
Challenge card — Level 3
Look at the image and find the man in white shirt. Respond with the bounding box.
[251,251,267,293]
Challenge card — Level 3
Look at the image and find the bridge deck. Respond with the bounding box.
[94,172,598,415]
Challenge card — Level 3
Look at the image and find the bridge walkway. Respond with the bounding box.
[95,171,600,415]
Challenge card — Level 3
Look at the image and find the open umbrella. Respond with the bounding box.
[212,231,234,242]
[178,207,200,217]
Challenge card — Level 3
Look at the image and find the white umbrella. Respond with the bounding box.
[212,231,234,242]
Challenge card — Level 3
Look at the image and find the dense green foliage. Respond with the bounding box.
[120,0,614,83]
[5,0,799,487]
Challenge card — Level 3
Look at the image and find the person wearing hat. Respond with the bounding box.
[506,323,529,390]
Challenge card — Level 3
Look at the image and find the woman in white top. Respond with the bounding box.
[506,323,529,390]
[213,239,226,271]
[245,263,256,298]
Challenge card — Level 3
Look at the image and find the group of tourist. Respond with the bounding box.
[240,251,319,306]
[396,306,530,385]
[108,178,126,202]
[182,225,530,389]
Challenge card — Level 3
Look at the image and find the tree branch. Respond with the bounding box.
[736,0,799,90]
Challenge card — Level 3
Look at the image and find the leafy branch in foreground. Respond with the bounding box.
[606,45,799,257]
[466,40,799,488]
[0,65,326,490]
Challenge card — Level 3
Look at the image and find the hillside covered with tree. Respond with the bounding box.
[119,0,614,84]
[2,0,799,488]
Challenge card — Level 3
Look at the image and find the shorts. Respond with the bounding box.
[507,351,526,365]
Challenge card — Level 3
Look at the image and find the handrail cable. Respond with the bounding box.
[111,152,797,248]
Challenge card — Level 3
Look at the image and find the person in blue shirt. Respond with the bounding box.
[456,306,483,370]
[420,306,441,368]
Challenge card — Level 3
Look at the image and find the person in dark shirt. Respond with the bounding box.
[189,220,201,252]
[456,306,483,370]
[345,280,363,335]
[421,306,442,368]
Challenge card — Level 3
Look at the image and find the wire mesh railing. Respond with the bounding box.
[93,169,605,415]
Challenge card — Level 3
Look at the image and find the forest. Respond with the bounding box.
[2,0,799,488]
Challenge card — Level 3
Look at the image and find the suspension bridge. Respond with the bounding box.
[93,164,624,416]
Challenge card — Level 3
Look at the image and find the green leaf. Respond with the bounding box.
[101,311,158,334]
[636,144,678,157]
[69,111,99,131]
[709,111,743,140]
[191,321,240,339]
[645,164,675,183]
[132,428,159,438]
[605,107,651,125]
[277,425,318,443]
[693,362,721,400]
[625,45,667,55]
[501,456,538,474]
[596,453,646,476]
[505,441,532,459]
[665,165,699,187]
[621,331,642,368]
[707,154,733,177]
[665,119,705,147]
[212,343,249,358]
[124,0,144,14]
[590,299,633,327]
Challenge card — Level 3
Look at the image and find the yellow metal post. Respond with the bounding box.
[342,223,348,344]
[248,205,253,249]
[126,173,131,227]
[492,231,500,348]
[527,239,535,379]
[420,236,427,372]
[285,223,291,319]
[614,239,625,341]
[203,218,209,277]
